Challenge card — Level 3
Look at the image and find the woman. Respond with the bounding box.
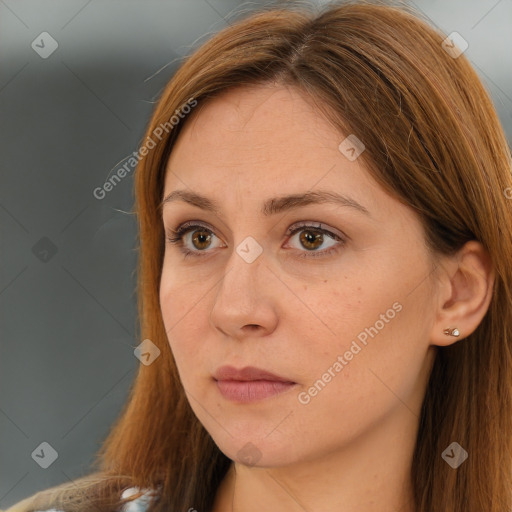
[5,0,512,511]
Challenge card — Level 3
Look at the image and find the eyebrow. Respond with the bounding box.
[161,188,371,218]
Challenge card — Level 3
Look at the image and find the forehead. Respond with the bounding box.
[163,84,380,200]
[182,84,325,135]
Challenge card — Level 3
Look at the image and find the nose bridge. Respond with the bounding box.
[218,234,266,300]
[209,233,277,335]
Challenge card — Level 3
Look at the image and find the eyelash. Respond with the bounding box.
[165,221,346,260]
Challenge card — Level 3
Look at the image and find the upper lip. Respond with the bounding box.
[213,365,294,383]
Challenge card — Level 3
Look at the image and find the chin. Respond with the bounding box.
[212,432,302,468]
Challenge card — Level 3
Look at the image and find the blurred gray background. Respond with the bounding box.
[1,0,511,506]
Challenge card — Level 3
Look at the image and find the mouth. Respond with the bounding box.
[214,380,297,403]
[213,365,297,403]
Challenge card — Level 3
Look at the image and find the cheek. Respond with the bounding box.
[159,259,210,327]
[289,305,426,450]
[159,271,209,369]
[293,264,431,399]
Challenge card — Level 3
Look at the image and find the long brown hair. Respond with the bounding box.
[10,1,512,511]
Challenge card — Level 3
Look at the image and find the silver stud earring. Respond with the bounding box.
[443,327,460,337]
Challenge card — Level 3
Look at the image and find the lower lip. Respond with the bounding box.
[215,379,297,403]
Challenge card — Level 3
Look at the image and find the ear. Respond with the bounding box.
[429,240,495,347]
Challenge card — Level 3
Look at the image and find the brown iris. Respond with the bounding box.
[299,230,323,250]
[191,229,212,250]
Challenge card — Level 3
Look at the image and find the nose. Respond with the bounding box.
[209,243,279,340]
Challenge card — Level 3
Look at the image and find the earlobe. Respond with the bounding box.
[429,240,495,347]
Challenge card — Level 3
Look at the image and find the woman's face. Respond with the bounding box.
[159,84,440,467]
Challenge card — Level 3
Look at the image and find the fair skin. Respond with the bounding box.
[159,84,494,512]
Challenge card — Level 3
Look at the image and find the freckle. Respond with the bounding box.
[323,280,327,283]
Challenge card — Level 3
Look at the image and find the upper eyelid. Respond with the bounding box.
[171,219,338,232]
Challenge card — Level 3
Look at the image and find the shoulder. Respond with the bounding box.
[1,492,40,512]
[2,484,159,512]
[2,473,105,512]
[118,487,159,512]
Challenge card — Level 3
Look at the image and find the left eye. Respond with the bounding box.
[165,222,346,259]
[285,223,344,257]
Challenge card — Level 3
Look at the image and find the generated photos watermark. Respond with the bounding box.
[297,301,403,405]
[93,97,198,200]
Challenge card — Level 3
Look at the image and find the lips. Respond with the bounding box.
[212,366,297,403]
[213,365,294,383]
